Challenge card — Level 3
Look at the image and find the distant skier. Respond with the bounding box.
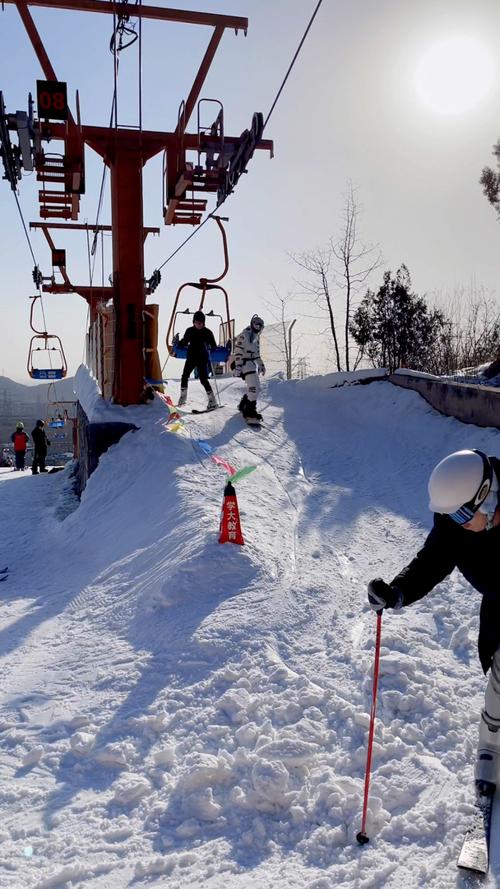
[232,314,266,422]
[176,310,218,409]
[31,420,50,475]
[367,449,500,794]
[11,422,29,471]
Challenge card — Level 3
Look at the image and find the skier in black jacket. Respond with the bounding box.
[31,419,50,474]
[367,449,500,793]
[176,311,217,409]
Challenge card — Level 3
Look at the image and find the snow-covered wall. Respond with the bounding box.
[74,365,164,492]
[390,370,500,429]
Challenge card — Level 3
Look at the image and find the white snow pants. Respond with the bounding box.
[243,370,259,403]
[476,646,500,784]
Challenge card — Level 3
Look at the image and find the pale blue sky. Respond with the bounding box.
[1,0,500,381]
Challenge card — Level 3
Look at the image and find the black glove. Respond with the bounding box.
[367,578,403,613]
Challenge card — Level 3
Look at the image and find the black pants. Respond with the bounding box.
[181,357,213,393]
[32,450,47,473]
[15,451,25,470]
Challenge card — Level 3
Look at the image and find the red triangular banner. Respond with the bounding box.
[162,393,181,421]
[218,482,245,545]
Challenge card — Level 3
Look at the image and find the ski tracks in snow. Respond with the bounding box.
[0,380,500,887]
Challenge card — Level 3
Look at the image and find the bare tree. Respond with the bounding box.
[263,287,308,379]
[429,286,500,374]
[290,245,342,370]
[290,182,382,371]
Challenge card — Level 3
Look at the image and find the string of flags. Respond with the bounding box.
[158,393,257,544]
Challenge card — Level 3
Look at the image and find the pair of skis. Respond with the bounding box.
[458,783,495,875]
[186,403,262,427]
[191,405,224,415]
[0,566,8,583]
[190,405,262,428]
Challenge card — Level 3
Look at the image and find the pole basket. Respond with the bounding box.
[219,481,244,545]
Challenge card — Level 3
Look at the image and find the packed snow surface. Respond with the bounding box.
[0,372,499,888]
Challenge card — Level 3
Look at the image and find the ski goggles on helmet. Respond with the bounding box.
[250,315,264,331]
[449,450,493,524]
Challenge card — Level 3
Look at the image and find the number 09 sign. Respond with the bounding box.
[36,80,68,121]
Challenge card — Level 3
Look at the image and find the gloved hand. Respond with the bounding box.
[258,362,266,376]
[233,365,242,378]
[367,578,403,612]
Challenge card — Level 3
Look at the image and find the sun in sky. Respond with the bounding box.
[414,36,495,115]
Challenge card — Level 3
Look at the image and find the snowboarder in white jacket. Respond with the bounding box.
[232,315,265,420]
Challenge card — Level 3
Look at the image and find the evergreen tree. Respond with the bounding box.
[480,141,500,218]
[350,265,445,373]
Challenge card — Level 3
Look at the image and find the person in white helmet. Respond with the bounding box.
[232,315,266,421]
[367,449,500,795]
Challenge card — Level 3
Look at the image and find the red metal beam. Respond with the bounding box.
[5,1,248,31]
[43,282,112,300]
[109,147,145,404]
[30,221,160,237]
[178,25,224,136]
[38,123,273,160]
[14,1,58,81]
[37,223,73,288]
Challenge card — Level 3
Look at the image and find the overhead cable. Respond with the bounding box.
[263,0,324,131]
[148,0,324,278]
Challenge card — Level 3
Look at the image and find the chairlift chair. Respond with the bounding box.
[45,382,68,427]
[27,334,68,380]
[27,294,68,380]
[165,216,233,363]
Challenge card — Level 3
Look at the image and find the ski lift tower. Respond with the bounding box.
[1,0,273,405]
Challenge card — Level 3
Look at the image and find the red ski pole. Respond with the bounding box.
[356,610,383,845]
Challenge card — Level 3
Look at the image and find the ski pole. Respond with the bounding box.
[209,355,222,405]
[356,610,383,845]
[206,347,221,406]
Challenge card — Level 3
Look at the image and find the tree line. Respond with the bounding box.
[269,181,500,377]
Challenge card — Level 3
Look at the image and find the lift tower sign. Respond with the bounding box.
[36,80,68,121]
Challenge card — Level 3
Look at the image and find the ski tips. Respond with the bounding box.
[356,831,370,845]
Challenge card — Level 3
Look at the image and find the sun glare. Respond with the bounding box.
[414,36,495,115]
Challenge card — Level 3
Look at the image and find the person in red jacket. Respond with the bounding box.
[11,422,29,471]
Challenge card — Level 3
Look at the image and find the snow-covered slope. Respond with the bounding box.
[0,375,499,889]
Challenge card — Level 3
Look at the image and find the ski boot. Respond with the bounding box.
[238,393,248,413]
[178,387,188,406]
[206,391,217,410]
[475,717,500,796]
[243,400,262,422]
[475,756,497,797]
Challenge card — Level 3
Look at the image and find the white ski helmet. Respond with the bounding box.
[428,449,493,524]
